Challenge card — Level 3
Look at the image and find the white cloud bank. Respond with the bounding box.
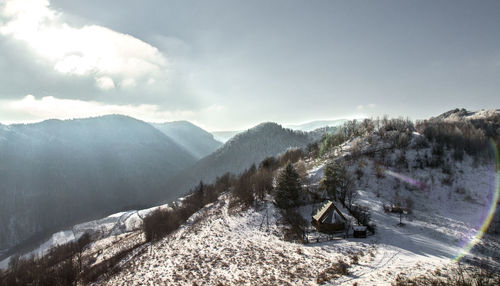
[0,0,168,90]
[0,95,195,124]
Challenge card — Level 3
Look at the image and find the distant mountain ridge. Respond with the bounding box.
[0,115,197,252]
[211,119,348,143]
[211,130,242,143]
[285,119,347,131]
[152,121,222,159]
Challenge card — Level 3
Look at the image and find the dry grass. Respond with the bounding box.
[316,259,350,284]
[393,263,500,286]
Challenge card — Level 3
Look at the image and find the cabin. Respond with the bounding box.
[352,225,367,238]
[312,200,346,233]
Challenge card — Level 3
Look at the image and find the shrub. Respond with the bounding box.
[316,259,349,284]
[374,162,385,179]
[441,175,453,186]
[355,167,364,181]
[367,223,376,234]
[414,135,430,149]
[143,208,181,242]
[350,205,371,226]
[441,162,453,175]
[396,151,408,169]
[0,233,92,286]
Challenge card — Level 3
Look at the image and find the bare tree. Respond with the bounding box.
[294,159,308,184]
[322,161,354,207]
[346,188,358,209]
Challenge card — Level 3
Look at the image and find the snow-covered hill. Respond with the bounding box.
[2,111,499,285]
[95,130,499,285]
[432,108,500,122]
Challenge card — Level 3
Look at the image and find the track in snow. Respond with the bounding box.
[333,246,401,285]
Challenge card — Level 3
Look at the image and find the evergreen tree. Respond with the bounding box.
[275,162,302,209]
[322,161,340,201]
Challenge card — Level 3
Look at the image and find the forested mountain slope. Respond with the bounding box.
[167,122,315,198]
[0,115,196,252]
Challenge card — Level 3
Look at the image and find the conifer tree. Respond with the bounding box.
[275,162,302,209]
[322,161,339,201]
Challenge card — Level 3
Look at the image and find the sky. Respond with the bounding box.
[0,0,499,131]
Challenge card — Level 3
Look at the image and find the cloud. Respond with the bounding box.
[95,76,115,91]
[0,95,196,124]
[0,0,167,90]
[356,103,377,110]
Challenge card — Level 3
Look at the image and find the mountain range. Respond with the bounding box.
[0,115,200,252]
[211,119,348,143]
[0,116,326,255]
[167,122,316,197]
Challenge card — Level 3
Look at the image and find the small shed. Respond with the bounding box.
[312,201,346,233]
[352,226,367,238]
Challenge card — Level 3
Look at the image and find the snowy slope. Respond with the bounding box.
[0,203,169,270]
[4,119,498,285]
[98,134,499,285]
[100,197,373,285]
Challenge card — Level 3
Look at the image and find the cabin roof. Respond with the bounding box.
[312,200,346,222]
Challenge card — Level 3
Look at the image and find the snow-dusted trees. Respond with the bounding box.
[416,119,495,159]
[275,163,302,209]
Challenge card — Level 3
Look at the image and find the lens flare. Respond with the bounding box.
[384,170,427,191]
[453,139,499,261]
[383,140,499,261]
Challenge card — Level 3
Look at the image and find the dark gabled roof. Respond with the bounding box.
[312,200,346,222]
